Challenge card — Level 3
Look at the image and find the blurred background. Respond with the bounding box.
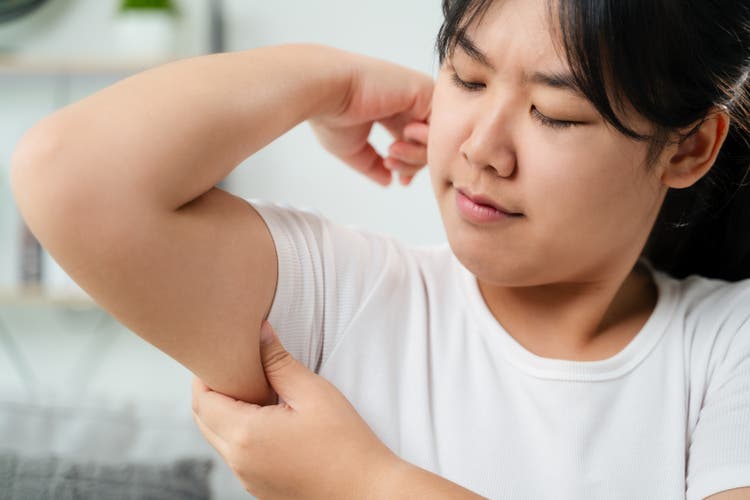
[0,1,445,498]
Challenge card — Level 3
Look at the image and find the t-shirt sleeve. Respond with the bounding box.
[686,282,750,500]
[245,198,401,374]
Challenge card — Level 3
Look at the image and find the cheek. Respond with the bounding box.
[521,131,656,244]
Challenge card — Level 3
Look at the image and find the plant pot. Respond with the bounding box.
[114,10,177,61]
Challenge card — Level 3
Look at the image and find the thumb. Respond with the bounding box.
[259,320,314,407]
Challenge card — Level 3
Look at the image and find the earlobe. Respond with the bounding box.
[661,109,730,189]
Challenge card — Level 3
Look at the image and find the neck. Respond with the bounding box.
[477,257,657,360]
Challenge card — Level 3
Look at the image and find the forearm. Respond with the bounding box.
[12,44,351,211]
[370,460,488,500]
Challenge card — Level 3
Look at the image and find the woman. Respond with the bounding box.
[10,0,750,498]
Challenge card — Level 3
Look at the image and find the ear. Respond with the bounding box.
[661,108,731,189]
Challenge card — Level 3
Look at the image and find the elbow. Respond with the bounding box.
[12,115,61,171]
[10,119,83,249]
[10,118,66,210]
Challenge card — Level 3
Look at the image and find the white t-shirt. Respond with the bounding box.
[249,199,750,500]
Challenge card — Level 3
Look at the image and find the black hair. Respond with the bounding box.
[436,0,750,281]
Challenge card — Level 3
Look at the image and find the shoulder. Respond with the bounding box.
[657,270,750,382]
[245,197,458,283]
[660,270,750,331]
[246,197,398,261]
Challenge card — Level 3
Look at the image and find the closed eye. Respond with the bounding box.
[450,71,485,92]
[530,106,583,130]
[449,68,585,130]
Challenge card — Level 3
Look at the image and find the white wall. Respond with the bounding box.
[0,0,210,60]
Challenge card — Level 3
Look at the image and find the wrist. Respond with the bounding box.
[261,43,356,120]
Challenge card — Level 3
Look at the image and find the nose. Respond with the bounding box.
[459,103,517,178]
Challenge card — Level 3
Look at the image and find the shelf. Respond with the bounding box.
[0,54,180,76]
[0,286,97,309]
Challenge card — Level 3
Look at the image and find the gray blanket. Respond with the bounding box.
[0,450,212,500]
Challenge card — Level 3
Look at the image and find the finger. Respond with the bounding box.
[399,173,415,186]
[192,376,262,440]
[383,157,424,177]
[403,122,430,146]
[383,160,421,187]
[192,406,230,458]
[340,142,392,187]
[259,321,321,409]
[388,141,427,166]
[379,77,433,140]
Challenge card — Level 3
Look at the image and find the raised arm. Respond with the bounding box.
[10,44,432,403]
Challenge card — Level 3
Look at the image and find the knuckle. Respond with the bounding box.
[263,348,296,374]
[229,424,257,449]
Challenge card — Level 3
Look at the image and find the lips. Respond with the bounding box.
[455,188,522,216]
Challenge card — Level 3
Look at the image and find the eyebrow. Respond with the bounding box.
[528,71,585,97]
[454,32,585,97]
[455,32,496,70]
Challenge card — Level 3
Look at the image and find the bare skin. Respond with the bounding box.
[479,261,658,361]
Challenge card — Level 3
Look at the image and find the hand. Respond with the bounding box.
[310,53,433,187]
[385,121,430,186]
[192,321,400,500]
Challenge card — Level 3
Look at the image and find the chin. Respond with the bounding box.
[443,221,530,287]
[441,212,549,289]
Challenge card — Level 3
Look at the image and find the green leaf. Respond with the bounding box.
[118,0,177,14]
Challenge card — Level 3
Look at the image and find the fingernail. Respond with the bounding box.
[260,322,274,345]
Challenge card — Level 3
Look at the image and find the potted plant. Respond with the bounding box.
[114,0,180,61]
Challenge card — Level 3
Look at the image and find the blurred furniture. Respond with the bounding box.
[0,0,50,23]
[0,288,251,499]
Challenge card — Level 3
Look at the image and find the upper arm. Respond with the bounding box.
[12,158,278,404]
[705,487,750,499]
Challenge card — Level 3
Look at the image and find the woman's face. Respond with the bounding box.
[427,0,668,287]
